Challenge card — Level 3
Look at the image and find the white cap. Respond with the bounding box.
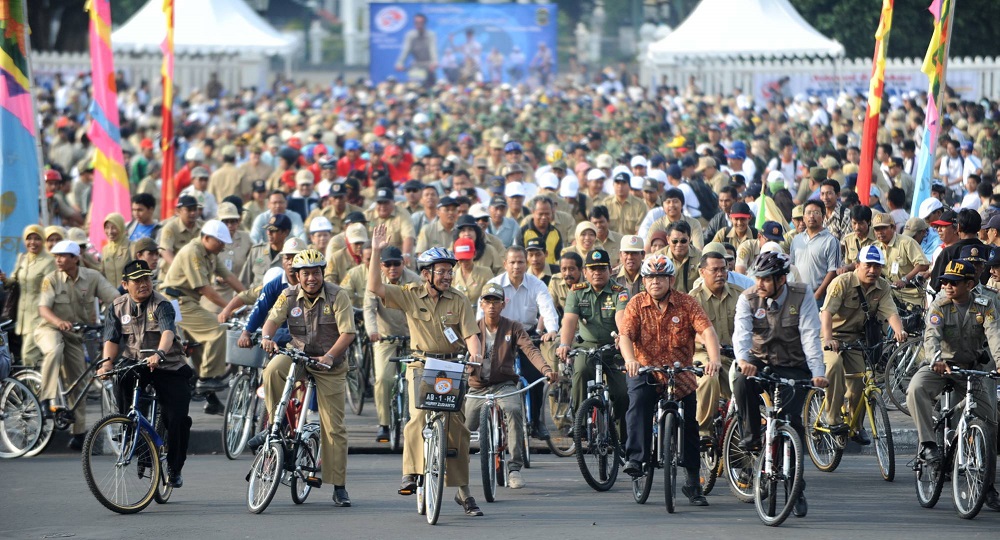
[918,197,943,219]
[413,112,429,125]
[586,169,607,182]
[201,219,233,244]
[537,172,560,191]
[309,216,333,233]
[50,240,81,256]
[630,155,648,169]
[648,168,668,185]
[184,147,205,162]
[316,182,331,198]
[468,203,489,219]
[611,165,631,179]
[559,176,580,198]
[629,175,644,191]
[262,267,284,285]
[760,241,785,254]
[504,181,525,198]
[346,222,368,244]
[281,237,307,255]
[858,245,887,265]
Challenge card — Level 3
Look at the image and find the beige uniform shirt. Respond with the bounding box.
[452,264,495,309]
[99,240,132,288]
[204,230,252,311]
[160,238,234,302]
[841,231,877,268]
[158,216,204,274]
[242,200,266,232]
[416,220,456,253]
[879,233,929,306]
[548,273,572,312]
[13,252,55,335]
[649,215,706,250]
[736,238,761,271]
[383,283,478,356]
[325,246,361,285]
[340,264,369,309]
[39,267,119,327]
[597,230,623,266]
[364,268,422,337]
[690,281,743,361]
[605,195,646,235]
[306,203,364,236]
[821,272,898,339]
[240,242,281,289]
[925,289,1000,367]
[364,207,416,250]
[208,163,245,201]
[237,161,274,187]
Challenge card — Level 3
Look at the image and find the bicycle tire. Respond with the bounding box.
[82,414,159,514]
[390,388,403,452]
[803,389,843,472]
[953,418,995,519]
[915,458,945,508]
[722,416,755,503]
[884,339,920,416]
[13,369,53,457]
[425,416,447,525]
[0,378,42,459]
[291,430,321,504]
[699,412,722,495]
[753,424,804,527]
[479,405,497,503]
[247,441,284,514]
[345,342,366,416]
[223,372,254,459]
[543,381,575,457]
[664,412,677,514]
[416,476,426,515]
[574,396,620,492]
[521,391,531,469]
[868,393,895,482]
[153,410,172,504]
[632,461,654,504]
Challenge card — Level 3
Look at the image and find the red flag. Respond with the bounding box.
[857,0,895,205]
[160,0,176,219]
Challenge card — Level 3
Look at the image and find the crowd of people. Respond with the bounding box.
[10,66,1000,514]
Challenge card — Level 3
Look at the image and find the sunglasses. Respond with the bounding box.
[381,261,402,267]
[670,238,689,244]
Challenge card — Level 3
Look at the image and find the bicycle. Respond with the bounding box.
[81,356,173,514]
[805,340,895,481]
[630,362,705,513]
[884,337,923,416]
[393,355,478,525]
[543,356,576,457]
[222,316,265,460]
[345,307,370,416]
[382,335,410,452]
[571,342,623,492]
[0,320,42,459]
[246,346,328,514]
[467,376,548,503]
[914,360,999,520]
[698,345,736,495]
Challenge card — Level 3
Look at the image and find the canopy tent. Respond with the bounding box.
[646,0,844,63]
[112,0,297,57]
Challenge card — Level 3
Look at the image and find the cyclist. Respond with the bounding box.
[258,249,357,507]
[906,259,1000,509]
[464,283,556,489]
[97,260,192,488]
[367,224,485,517]
[732,251,828,517]
[618,254,722,506]
[820,245,907,443]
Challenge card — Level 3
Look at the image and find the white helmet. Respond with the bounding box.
[184,146,205,162]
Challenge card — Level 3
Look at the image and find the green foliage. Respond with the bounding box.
[110,0,148,25]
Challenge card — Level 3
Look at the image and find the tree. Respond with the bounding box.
[27,0,147,52]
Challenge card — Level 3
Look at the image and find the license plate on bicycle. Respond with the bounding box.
[416,359,467,412]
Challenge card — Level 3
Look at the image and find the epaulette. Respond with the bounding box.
[610,283,625,292]
[571,283,588,290]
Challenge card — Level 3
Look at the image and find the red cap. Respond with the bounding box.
[44,169,63,182]
[140,138,154,150]
[373,125,386,137]
[287,137,302,150]
[384,145,401,157]
[313,145,327,157]
[454,238,476,260]
[55,116,70,129]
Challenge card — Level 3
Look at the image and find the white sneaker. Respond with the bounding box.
[507,470,524,489]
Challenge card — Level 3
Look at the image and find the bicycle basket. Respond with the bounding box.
[225,328,266,368]
[415,358,469,412]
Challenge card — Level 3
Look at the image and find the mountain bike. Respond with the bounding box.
[222,317,265,460]
[383,335,411,452]
[345,308,370,415]
[699,345,735,495]
[0,320,42,459]
[543,356,576,457]
[571,342,622,492]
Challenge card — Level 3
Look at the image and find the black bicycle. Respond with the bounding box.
[571,342,622,492]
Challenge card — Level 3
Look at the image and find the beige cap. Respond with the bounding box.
[280,237,307,255]
[66,227,89,245]
[619,234,644,253]
[595,154,614,169]
[695,156,717,173]
[791,205,804,219]
[702,241,732,260]
[903,217,929,237]
[871,212,894,228]
[295,169,315,185]
[842,163,859,175]
[217,202,241,220]
[346,223,368,244]
[820,156,841,169]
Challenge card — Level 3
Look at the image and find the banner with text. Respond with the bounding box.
[752,70,980,103]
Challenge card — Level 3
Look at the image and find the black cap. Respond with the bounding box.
[380,246,403,263]
[176,195,201,208]
[489,195,507,208]
[985,247,1000,267]
[761,221,784,241]
[266,213,292,231]
[403,180,424,192]
[940,260,976,281]
[612,171,631,183]
[375,188,394,202]
[344,211,367,225]
[437,196,459,208]
[252,180,266,193]
[122,259,153,281]
[959,244,987,263]
[456,214,478,229]
[584,248,611,267]
[525,237,545,252]
[930,210,957,226]
[330,182,346,196]
[730,202,753,218]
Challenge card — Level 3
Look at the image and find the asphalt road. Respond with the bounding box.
[2,453,999,540]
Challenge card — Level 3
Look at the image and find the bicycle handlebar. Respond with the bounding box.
[380,335,410,344]
[388,356,482,368]
[719,345,735,358]
[636,363,705,378]
[72,323,104,333]
[465,376,549,400]
[946,366,1000,380]
[569,343,617,357]
[746,368,816,389]
[277,347,332,370]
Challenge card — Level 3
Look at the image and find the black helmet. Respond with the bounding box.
[748,251,790,278]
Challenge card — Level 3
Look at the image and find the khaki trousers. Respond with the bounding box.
[464,382,527,471]
[177,298,227,379]
[19,328,44,367]
[907,364,998,446]
[695,352,733,436]
[372,341,397,426]
[34,326,86,434]
[822,349,865,425]
[264,354,349,485]
[403,365,469,487]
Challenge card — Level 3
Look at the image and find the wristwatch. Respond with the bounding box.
[155,350,167,361]
[262,335,272,341]
[557,344,570,349]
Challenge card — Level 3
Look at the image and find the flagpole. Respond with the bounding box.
[21,0,47,225]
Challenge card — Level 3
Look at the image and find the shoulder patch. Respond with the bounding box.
[572,283,588,290]
[610,284,625,292]
[617,291,629,303]
[928,311,943,326]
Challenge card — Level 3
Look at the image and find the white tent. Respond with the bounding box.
[646,0,844,63]
[112,0,297,56]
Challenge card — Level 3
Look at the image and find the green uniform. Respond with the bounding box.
[564,281,630,420]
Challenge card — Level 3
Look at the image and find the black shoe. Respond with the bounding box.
[793,493,807,517]
[454,493,483,516]
[167,469,184,488]
[738,434,762,452]
[623,459,643,477]
[850,426,871,446]
[247,430,267,452]
[533,420,551,441]
[203,393,224,415]
[40,400,54,420]
[398,474,417,496]
[375,426,390,443]
[985,487,1000,511]
[918,443,942,465]
[332,486,351,507]
[682,485,709,506]
[68,433,85,452]
[196,376,228,392]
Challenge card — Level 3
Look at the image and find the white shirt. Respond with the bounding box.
[938,155,963,186]
[963,154,983,180]
[677,181,701,218]
[477,272,559,334]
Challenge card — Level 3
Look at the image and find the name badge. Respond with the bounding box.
[443,327,459,344]
[225,259,233,271]
[975,297,989,306]
[890,262,899,275]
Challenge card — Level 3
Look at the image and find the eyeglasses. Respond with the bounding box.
[382,261,402,267]
[670,238,689,244]
[432,270,454,276]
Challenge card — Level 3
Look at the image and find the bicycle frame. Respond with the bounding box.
[933,368,996,472]
[266,360,316,446]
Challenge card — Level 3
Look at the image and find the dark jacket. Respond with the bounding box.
[470,316,550,389]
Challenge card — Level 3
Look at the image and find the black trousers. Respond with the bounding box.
[732,359,809,443]
[115,364,194,474]
[625,373,699,478]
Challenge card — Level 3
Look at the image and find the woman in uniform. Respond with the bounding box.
[0,225,55,367]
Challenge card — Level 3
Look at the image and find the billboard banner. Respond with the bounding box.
[752,70,980,103]
[369,3,558,87]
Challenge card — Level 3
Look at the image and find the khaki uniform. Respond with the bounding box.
[202,230,252,313]
[690,281,743,436]
[242,200,266,232]
[160,238,234,380]
[307,203,363,237]
[158,216,203,275]
[365,207,416,250]
[597,231,623,266]
[35,267,118,434]
[452,263,494,309]
[265,282,356,485]
[383,283,478,486]
[605,195,646,236]
[364,269,422,426]
[475,242,504,275]
[649,215,706,251]
[325,246,361,285]
[340,264,369,309]
[782,229,800,254]
[615,267,643,299]
[820,272,898,424]
[100,240,132,286]
[735,238,761,272]
[208,163,245,201]
[879,233,930,307]
[841,231,877,269]
[415,220,456,254]
[236,161,273,189]
[548,273,572,312]
[707,171,730,193]
[712,227,755,249]
[240,242,281,289]
[528,263,553,285]
[11,252,55,367]
[657,245,703,295]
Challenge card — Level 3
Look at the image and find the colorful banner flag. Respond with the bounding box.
[910,0,954,216]
[0,0,40,273]
[857,0,894,206]
[160,0,176,219]
[85,0,131,251]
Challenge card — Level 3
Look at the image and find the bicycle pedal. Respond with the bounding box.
[470,431,480,443]
[305,476,322,488]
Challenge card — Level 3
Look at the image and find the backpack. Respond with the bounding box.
[687,177,719,220]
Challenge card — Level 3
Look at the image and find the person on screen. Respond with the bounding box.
[440,47,461,84]
[508,45,526,82]
[487,47,505,83]
[395,13,438,86]
[530,42,554,86]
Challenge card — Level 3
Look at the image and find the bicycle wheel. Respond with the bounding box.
[543,380,575,457]
[915,458,945,508]
[480,406,498,503]
[13,369,53,457]
[885,339,920,416]
[99,379,117,417]
[390,388,403,452]
[223,372,254,459]
[953,419,995,519]
[153,411,172,504]
[803,389,843,472]
[521,392,531,469]
[345,342,366,416]
[0,378,42,459]
[574,396,620,492]
[632,460,654,504]
[82,414,159,514]
[700,413,722,495]
[424,416,447,525]
[868,393,895,482]
[663,412,677,514]
[722,416,754,503]
[291,430,321,504]
[753,424,804,527]
[247,441,284,514]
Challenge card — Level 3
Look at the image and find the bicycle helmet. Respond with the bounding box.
[748,251,790,278]
[416,247,457,272]
[640,254,675,277]
[291,249,326,270]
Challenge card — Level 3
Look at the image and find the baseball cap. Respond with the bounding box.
[454,237,476,260]
[940,259,975,281]
[984,214,1000,231]
[584,248,611,267]
[761,221,784,241]
[139,138,154,150]
[344,211,367,225]
[345,223,368,244]
[330,182,347,197]
[381,246,404,263]
[266,213,293,232]
[586,169,607,182]
[730,202,753,219]
[176,195,201,208]
[525,238,546,252]
[961,140,974,152]
[131,237,158,257]
[50,240,81,257]
[559,176,580,198]
[217,202,241,221]
[537,172,560,191]
[612,171,631,184]
[296,169,314,185]
[791,205,804,219]
[309,216,333,233]
[725,141,747,160]
[375,187,394,202]
[930,210,957,227]
[67,227,89,246]
[695,156,716,173]
[641,178,659,193]
[986,248,1000,268]
[858,245,887,265]
[481,283,505,301]
[918,198,944,220]
[903,217,929,238]
[489,195,508,208]
[808,167,827,181]
[252,180,267,193]
[595,154,614,169]
[201,220,233,244]
[437,196,459,208]
[403,180,424,192]
[504,182,526,198]
[191,166,210,179]
[550,159,568,171]
[960,244,987,262]
[468,203,489,220]
[702,242,732,260]
[620,235,644,253]
[504,141,523,153]
[503,163,524,177]
[872,212,894,229]
[630,155,648,169]
[629,175,644,191]
[280,237,307,255]
[122,259,153,281]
